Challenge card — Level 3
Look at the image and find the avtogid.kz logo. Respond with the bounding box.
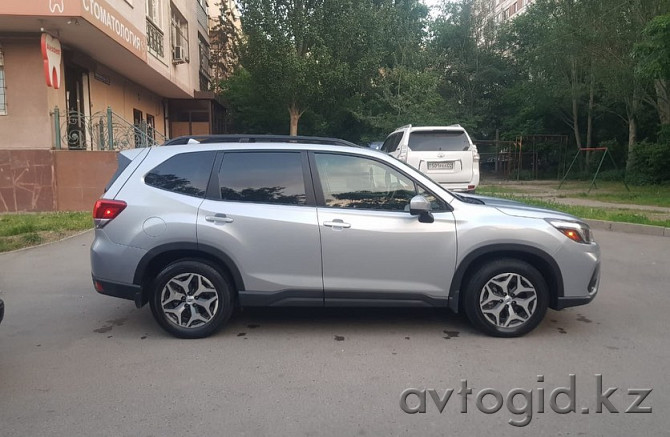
[400,374,652,427]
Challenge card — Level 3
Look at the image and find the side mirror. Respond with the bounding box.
[409,195,434,223]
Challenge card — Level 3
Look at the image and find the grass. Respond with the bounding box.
[480,181,670,208]
[0,212,93,252]
[481,193,670,228]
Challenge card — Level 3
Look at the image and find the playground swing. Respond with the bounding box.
[558,146,630,193]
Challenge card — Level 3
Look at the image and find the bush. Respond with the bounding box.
[597,169,626,181]
[626,141,670,185]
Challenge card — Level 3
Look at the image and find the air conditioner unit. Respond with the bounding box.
[172,45,186,64]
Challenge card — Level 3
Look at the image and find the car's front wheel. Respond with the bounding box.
[149,260,233,339]
[463,259,548,337]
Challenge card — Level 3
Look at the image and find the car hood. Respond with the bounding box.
[458,194,580,221]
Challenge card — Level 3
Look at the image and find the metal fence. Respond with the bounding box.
[475,135,570,181]
[51,106,167,151]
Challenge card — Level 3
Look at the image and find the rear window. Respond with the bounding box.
[218,152,307,206]
[144,151,216,198]
[408,131,471,152]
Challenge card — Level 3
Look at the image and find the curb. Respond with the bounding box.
[584,219,670,238]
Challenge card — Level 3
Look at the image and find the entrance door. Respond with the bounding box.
[133,108,144,148]
[64,64,88,149]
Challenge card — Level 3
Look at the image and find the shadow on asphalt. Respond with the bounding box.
[89,302,581,341]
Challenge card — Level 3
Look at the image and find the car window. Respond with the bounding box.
[381,133,401,153]
[408,131,471,151]
[145,151,216,198]
[417,185,448,212]
[314,153,417,211]
[218,152,307,206]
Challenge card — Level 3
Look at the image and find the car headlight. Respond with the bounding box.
[546,219,593,244]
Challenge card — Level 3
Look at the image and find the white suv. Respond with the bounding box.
[381,125,480,192]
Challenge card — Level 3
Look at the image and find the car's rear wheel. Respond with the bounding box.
[149,260,233,339]
[463,259,548,337]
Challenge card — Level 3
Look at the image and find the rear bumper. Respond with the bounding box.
[439,183,478,192]
[92,276,144,308]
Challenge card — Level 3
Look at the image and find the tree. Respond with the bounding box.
[209,0,241,92]
[591,0,668,170]
[636,12,670,126]
[429,0,516,138]
[236,0,350,135]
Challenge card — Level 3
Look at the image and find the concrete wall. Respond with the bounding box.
[88,64,167,137]
[0,149,117,212]
[0,39,65,149]
[53,150,117,211]
[0,149,56,212]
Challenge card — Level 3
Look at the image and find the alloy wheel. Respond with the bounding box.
[160,273,220,329]
[479,273,538,328]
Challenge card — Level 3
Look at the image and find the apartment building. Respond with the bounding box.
[489,0,534,23]
[0,0,225,151]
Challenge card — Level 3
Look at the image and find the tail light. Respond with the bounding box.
[93,199,127,228]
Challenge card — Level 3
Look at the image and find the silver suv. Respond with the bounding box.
[91,135,600,338]
[382,125,480,192]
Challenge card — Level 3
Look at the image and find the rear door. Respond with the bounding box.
[197,151,323,304]
[405,129,474,184]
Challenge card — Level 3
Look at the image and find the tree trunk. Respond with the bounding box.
[288,103,303,136]
[626,115,637,173]
[572,97,582,148]
[586,71,595,164]
[655,79,670,126]
[570,60,582,150]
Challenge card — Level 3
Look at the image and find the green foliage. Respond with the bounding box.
[635,12,670,80]
[627,141,670,184]
[216,0,670,187]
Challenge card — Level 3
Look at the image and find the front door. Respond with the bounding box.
[310,152,457,302]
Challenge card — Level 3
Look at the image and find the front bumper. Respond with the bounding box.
[554,262,600,310]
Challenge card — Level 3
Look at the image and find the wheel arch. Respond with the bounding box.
[133,243,245,307]
[448,244,563,313]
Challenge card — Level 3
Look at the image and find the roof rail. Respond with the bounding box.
[163,134,362,148]
[397,124,412,130]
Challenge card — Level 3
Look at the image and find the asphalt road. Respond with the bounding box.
[0,230,668,436]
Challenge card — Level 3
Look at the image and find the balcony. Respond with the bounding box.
[147,19,164,58]
[197,2,208,34]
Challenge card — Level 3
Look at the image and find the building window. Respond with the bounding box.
[196,0,208,31]
[0,45,6,115]
[171,6,189,64]
[198,34,210,90]
[147,0,162,27]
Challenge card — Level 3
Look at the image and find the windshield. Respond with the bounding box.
[408,131,471,151]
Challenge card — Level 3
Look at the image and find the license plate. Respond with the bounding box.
[428,161,454,170]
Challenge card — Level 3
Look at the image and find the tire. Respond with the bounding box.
[149,260,233,339]
[463,259,548,337]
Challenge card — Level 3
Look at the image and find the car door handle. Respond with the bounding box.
[205,214,234,224]
[323,220,351,229]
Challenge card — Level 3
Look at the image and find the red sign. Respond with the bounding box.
[41,33,62,89]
